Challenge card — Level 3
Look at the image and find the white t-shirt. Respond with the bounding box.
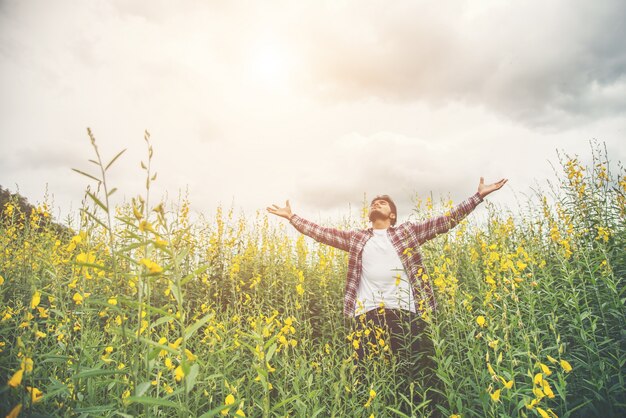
[354,228,415,316]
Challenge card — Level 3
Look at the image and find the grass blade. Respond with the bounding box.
[105,149,127,171]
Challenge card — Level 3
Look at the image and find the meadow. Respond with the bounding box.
[1,132,624,417]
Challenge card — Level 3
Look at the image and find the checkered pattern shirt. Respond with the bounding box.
[290,192,483,317]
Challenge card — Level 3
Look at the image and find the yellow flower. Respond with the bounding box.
[133,205,143,221]
[6,403,22,418]
[296,283,304,296]
[503,379,513,390]
[547,355,557,364]
[476,316,486,327]
[8,368,24,387]
[140,258,163,274]
[139,220,154,233]
[37,307,48,318]
[235,409,246,417]
[539,363,552,376]
[108,297,117,306]
[185,349,197,361]
[222,394,235,416]
[560,359,572,373]
[536,407,550,418]
[542,380,555,399]
[0,274,4,285]
[174,365,185,382]
[165,358,174,369]
[30,290,41,309]
[76,251,96,264]
[26,386,43,403]
[169,337,183,349]
[450,415,461,418]
[534,373,543,385]
[490,389,501,402]
[21,357,33,372]
[526,398,539,409]
[73,292,83,305]
[487,363,496,377]
[364,388,376,408]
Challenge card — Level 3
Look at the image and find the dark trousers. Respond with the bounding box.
[352,308,432,365]
[350,308,442,414]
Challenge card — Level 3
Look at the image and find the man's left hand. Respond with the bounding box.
[478,177,508,199]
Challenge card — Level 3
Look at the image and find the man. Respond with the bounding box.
[266,177,507,365]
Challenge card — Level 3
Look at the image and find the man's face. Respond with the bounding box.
[369,199,395,224]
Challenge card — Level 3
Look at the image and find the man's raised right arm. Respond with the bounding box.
[266,200,352,252]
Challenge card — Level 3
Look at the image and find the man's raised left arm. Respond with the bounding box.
[410,177,507,244]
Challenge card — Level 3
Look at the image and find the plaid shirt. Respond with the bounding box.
[290,192,483,317]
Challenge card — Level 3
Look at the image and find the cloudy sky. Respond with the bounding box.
[1,0,625,224]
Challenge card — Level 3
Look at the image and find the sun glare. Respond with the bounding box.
[249,41,293,89]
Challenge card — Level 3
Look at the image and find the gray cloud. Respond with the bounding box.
[294,132,480,218]
[298,0,626,128]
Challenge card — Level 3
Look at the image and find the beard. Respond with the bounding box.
[368,209,388,223]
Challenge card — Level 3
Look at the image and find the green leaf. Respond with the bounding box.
[119,241,150,253]
[72,168,101,183]
[125,396,178,408]
[271,394,300,411]
[105,149,127,171]
[198,404,232,418]
[139,337,179,355]
[113,412,135,418]
[135,381,151,397]
[72,369,125,379]
[40,354,71,364]
[108,187,118,197]
[170,282,182,305]
[87,190,109,213]
[266,343,277,363]
[185,312,214,340]
[180,264,210,286]
[81,208,109,230]
[74,404,117,413]
[185,364,200,394]
[150,315,175,329]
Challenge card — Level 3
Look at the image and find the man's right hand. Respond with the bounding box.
[267,200,293,220]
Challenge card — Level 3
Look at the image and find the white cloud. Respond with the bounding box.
[0,0,624,225]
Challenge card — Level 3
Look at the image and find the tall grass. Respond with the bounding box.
[0,133,624,417]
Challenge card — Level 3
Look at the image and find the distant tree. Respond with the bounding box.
[0,185,34,216]
[0,185,72,237]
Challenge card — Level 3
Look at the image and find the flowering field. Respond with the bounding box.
[1,135,624,417]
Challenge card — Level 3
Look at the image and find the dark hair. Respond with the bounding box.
[370,195,397,226]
